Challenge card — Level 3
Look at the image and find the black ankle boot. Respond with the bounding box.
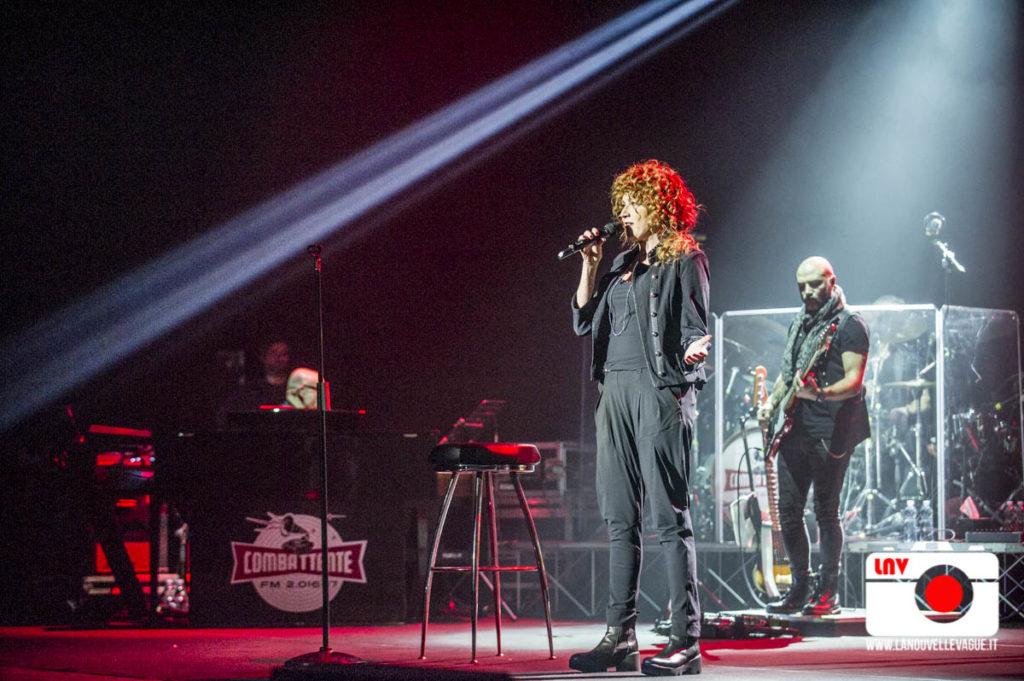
[803,572,840,616]
[641,635,701,676]
[568,625,639,672]
[765,575,811,615]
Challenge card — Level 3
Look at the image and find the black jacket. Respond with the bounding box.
[572,247,710,389]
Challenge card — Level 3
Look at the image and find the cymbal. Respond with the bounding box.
[883,378,935,389]
[721,337,758,358]
[873,312,928,344]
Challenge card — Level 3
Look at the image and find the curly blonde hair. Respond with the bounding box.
[610,159,701,263]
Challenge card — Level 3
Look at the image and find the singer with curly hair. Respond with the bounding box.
[569,159,710,676]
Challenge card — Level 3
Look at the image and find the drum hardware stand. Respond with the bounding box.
[947,410,1002,525]
[888,374,937,501]
[843,361,897,535]
[894,393,929,500]
[844,431,898,535]
[949,415,1006,523]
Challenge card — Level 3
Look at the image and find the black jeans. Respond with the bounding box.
[776,430,854,579]
[594,368,700,639]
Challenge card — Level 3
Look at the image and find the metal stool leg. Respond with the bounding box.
[420,471,460,660]
[510,471,555,659]
[470,471,484,664]
[486,472,503,657]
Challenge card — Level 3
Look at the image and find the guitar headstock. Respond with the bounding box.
[752,365,769,409]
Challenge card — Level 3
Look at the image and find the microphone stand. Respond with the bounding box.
[924,212,965,308]
[931,238,965,309]
[924,214,964,546]
[282,244,363,673]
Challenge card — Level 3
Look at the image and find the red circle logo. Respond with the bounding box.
[915,565,973,623]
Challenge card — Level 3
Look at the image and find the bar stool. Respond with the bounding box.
[419,443,554,663]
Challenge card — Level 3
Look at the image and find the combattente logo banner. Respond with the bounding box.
[230,512,366,612]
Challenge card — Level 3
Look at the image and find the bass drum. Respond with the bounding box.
[715,423,771,540]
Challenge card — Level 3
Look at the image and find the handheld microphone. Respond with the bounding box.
[557,221,621,261]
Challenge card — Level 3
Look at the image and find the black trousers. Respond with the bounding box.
[595,368,700,638]
[776,431,854,579]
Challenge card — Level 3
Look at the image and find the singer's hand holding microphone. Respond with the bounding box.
[557,220,621,263]
[580,226,604,267]
[568,221,621,309]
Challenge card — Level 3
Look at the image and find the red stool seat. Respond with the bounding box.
[428,443,540,470]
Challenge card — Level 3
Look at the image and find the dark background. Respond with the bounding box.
[3,0,1022,444]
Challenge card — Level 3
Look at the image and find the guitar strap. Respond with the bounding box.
[781,284,846,385]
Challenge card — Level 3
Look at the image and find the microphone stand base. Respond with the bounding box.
[274,650,366,680]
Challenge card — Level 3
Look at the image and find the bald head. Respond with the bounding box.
[285,367,319,409]
[796,256,836,313]
[797,256,834,280]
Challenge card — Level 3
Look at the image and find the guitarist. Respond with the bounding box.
[756,256,870,616]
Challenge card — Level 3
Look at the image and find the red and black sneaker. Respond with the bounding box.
[802,573,840,616]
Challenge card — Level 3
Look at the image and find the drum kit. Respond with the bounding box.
[841,380,934,537]
[946,393,1024,524]
[840,313,1022,538]
[839,311,937,537]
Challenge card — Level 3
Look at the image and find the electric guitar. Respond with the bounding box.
[763,319,839,458]
[750,365,789,599]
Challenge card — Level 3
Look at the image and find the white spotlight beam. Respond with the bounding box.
[0,0,725,430]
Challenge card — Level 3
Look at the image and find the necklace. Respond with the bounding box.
[609,267,636,337]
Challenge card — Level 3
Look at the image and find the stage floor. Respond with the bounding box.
[2,617,1023,681]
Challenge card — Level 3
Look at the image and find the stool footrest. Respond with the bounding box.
[429,565,540,573]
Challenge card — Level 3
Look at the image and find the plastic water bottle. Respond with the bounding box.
[902,500,918,543]
[918,500,934,541]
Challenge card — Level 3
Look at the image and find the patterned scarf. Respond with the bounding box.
[781,284,846,385]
